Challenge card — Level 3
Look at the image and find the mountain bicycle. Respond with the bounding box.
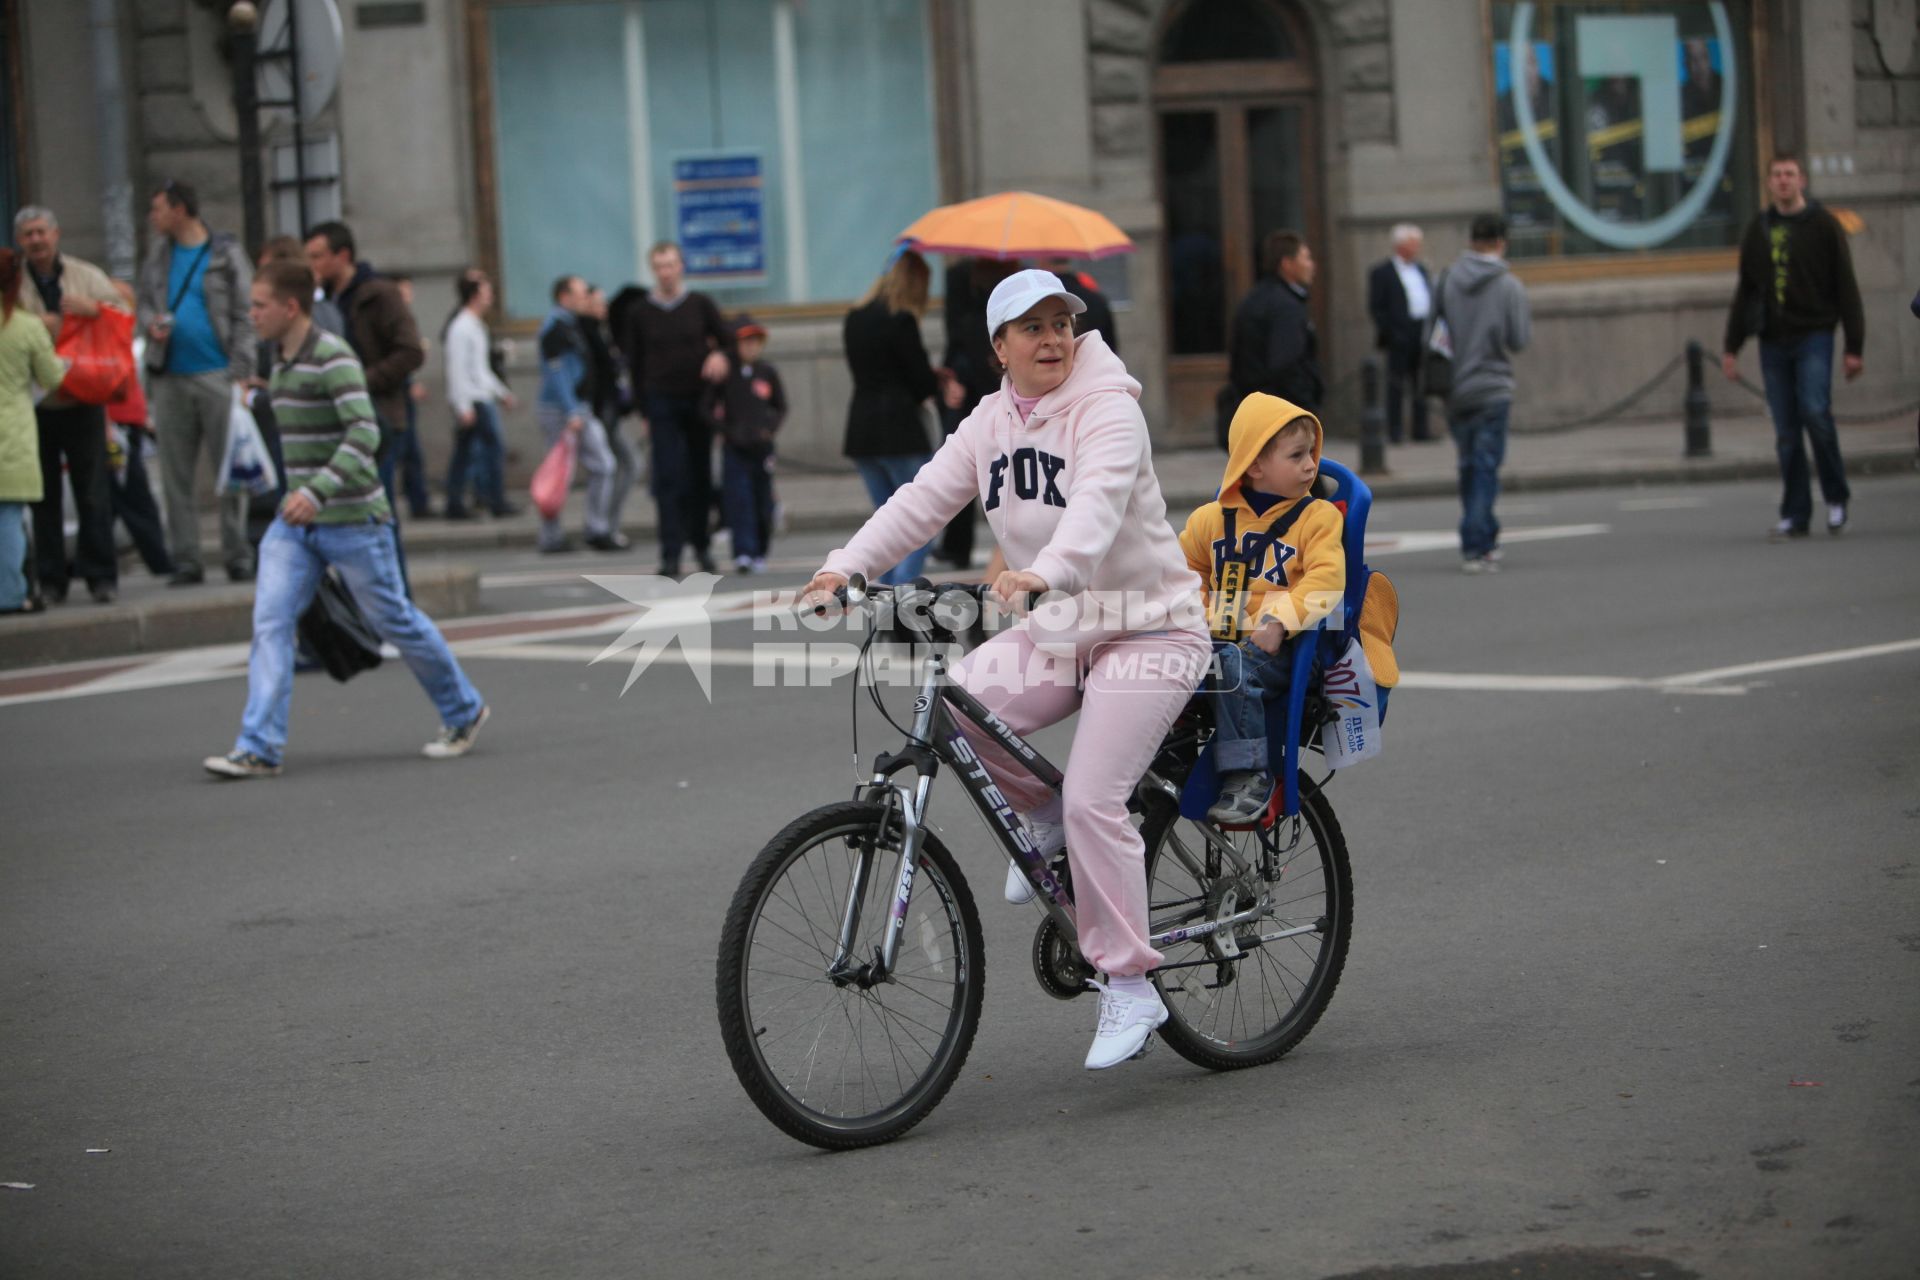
[714,575,1354,1150]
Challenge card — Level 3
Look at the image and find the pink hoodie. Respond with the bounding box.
[821,332,1203,633]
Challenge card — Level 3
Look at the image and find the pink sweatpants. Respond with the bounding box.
[950,621,1211,976]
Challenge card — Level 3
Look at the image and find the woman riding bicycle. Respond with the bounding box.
[805,268,1209,1070]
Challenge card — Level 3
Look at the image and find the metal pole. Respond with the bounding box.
[288,0,309,235]
[88,0,136,280]
[1358,355,1388,475]
[228,3,265,259]
[1683,339,1713,458]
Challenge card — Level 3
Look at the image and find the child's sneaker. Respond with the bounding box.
[735,554,755,574]
[1827,503,1847,534]
[1207,771,1273,824]
[204,750,281,780]
[1083,977,1169,1070]
[423,706,490,760]
[1005,816,1066,904]
[1769,519,1808,540]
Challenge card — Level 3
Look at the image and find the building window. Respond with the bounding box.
[487,0,939,318]
[1491,1,1756,259]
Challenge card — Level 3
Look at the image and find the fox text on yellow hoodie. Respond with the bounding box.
[1177,393,1345,640]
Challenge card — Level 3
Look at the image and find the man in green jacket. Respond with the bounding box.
[204,261,488,780]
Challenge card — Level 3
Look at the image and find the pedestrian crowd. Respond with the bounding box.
[0,152,1879,791]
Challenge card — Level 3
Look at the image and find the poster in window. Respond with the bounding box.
[1679,37,1736,234]
[674,153,767,287]
[1495,39,1560,252]
[1491,2,1753,259]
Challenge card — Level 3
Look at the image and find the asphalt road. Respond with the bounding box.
[3,475,1918,1279]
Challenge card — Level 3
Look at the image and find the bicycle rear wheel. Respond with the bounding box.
[716,800,984,1149]
[1142,776,1353,1070]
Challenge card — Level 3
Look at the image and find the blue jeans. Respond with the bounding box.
[236,518,485,764]
[0,501,27,610]
[446,400,508,514]
[1207,638,1293,773]
[854,454,934,585]
[721,444,774,560]
[1448,400,1509,559]
[1758,330,1850,529]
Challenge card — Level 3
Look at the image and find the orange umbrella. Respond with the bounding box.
[896,191,1134,261]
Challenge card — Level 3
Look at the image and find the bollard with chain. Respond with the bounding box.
[1359,355,1387,475]
[1684,339,1712,458]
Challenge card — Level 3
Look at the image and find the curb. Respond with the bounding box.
[0,565,481,671]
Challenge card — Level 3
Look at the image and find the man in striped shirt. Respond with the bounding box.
[205,261,489,779]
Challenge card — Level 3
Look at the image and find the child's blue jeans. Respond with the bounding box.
[1208,637,1294,774]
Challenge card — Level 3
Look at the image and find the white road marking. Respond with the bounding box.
[5,565,1914,707]
[1363,523,1610,556]
[1396,672,1645,693]
[1661,637,1920,687]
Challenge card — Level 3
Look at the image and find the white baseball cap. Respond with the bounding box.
[985,268,1087,341]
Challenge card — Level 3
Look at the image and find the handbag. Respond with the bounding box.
[1420,268,1453,400]
[529,433,578,520]
[219,385,279,497]
[55,306,137,405]
[297,569,384,683]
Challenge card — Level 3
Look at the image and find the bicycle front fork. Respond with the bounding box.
[829,774,934,988]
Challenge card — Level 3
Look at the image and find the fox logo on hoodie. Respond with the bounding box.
[984,447,1068,512]
[1210,535,1296,587]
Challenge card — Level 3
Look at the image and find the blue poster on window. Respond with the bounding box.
[674,153,765,286]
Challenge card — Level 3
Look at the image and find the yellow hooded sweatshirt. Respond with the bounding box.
[1178,393,1346,640]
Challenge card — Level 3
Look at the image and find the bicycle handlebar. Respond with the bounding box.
[812,574,1035,618]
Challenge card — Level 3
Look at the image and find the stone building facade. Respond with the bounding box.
[5,0,1915,477]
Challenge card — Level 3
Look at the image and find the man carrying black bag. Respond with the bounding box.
[203,261,488,779]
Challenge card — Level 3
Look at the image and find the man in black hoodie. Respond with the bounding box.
[1722,155,1865,538]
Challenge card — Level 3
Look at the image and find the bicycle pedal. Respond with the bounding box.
[1129,1034,1155,1062]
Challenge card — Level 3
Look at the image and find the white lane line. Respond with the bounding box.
[1397,672,1645,692]
[1363,524,1609,557]
[1661,637,1920,687]
[467,635,1920,697]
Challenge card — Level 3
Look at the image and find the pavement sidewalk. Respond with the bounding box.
[3,412,1913,671]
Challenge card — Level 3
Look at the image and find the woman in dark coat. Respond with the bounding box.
[842,250,957,584]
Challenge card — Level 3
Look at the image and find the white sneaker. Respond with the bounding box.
[1004,817,1067,904]
[1084,979,1169,1070]
[1827,504,1847,534]
[422,705,489,760]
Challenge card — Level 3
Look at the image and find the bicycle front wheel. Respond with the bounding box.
[1142,776,1353,1070]
[715,801,984,1149]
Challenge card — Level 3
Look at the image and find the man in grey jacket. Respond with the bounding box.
[1439,213,1530,573]
[136,180,256,585]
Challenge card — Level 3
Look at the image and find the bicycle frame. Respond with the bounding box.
[831,646,1303,986]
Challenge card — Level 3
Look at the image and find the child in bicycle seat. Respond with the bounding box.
[1178,393,1346,824]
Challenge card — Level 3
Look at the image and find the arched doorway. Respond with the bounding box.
[1153,0,1322,436]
